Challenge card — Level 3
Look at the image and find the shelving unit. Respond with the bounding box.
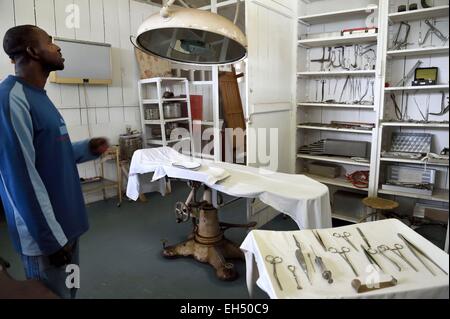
[296,1,382,224]
[138,77,194,152]
[374,0,449,250]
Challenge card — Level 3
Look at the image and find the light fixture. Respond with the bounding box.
[134,0,247,66]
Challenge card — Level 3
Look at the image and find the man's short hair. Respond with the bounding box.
[3,25,40,61]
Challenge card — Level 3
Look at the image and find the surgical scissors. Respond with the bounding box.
[328,246,359,276]
[378,244,418,272]
[333,232,359,251]
[266,255,283,291]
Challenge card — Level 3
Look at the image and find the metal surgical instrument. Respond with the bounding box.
[361,245,384,273]
[287,265,302,290]
[328,246,359,277]
[378,244,418,272]
[312,230,327,252]
[357,227,371,248]
[311,246,333,284]
[419,19,449,46]
[333,232,359,252]
[368,246,402,272]
[293,235,312,284]
[430,92,449,116]
[266,255,283,291]
[392,22,411,50]
[398,233,448,276]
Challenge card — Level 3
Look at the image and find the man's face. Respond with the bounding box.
[32,28,65,71]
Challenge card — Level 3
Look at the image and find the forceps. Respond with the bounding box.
[378,244,418,272]
[333,232,359,251]
[367,246,402,272]
[328,246,359,276]
[266,255,283,291]
[287,265,302,290]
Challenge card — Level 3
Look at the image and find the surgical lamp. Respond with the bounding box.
[133,0,247,65]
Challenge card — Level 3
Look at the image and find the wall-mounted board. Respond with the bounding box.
[50,38,112,85]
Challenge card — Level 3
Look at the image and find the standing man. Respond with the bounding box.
[0,25,109,299]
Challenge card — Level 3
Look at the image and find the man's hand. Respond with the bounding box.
[89,138,109,156]
[48,243,74,268]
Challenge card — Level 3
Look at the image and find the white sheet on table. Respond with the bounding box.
[126,147,230,201]
[240,219,449,299]
[126,147,332,229]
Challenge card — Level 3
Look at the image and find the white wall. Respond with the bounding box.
[0,0,160,203]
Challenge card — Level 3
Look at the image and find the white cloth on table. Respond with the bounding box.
[240,219,449,299]
[126,147,332,229]
[126,147,230,200]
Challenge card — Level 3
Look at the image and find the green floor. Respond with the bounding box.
[0,181,302,299]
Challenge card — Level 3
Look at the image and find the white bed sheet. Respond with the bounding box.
[126,147,332,229]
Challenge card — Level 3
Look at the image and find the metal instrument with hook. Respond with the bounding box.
[265,255,283,291]
[333,232,359,252]
[328,246,359,276]
[419,19,449,46]
[430,92,449,116]
[378,244,418,272]
[287,265,303,290]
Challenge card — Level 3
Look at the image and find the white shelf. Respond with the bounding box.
[305,173,369,191]
[139,77,187,84]
[297,154,371,167]
[298,33,378,48]
[142,98,188,104]
[144,117,190,125]
[191,81,214,85]
[193,120,215,126]
[384,84,449,92]
[380,157,449,167]
[332,212,360,223]
[297,124,373,134]
[378,188,449,203]
[297,70,376,77]
[297,102,375,109]
[388,5,449,23]
[387,46,449,58]
[381,122,449,128]
[298,6,378,24]
[146,137,191,145]
[142,99,159,104]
